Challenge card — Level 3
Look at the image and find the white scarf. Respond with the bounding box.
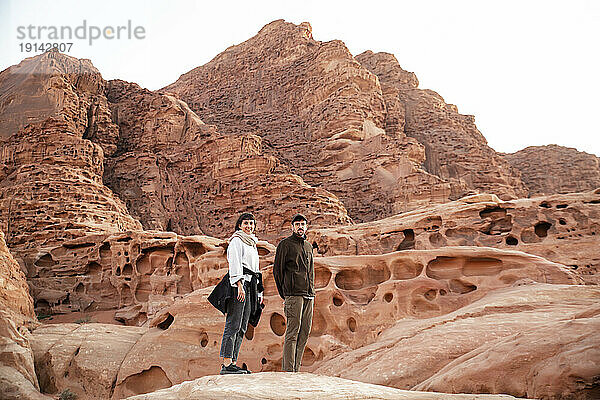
[230,230,258,248]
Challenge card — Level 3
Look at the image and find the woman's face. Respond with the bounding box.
[240,219,256,235]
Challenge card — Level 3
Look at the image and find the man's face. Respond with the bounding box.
[292,220,307,236]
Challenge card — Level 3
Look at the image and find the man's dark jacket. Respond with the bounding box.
[273,233,315,299]
[207,267,264,327]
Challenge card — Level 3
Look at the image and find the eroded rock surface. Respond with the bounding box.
[314,283,600,400]
[503,144,600,196]
[124,372,523,400]
[355,51,527,201]
[0,51,143,267]
[104,79,352,240]
[0,230,50,400]
[310,190,600,284]
[26,245,577,399]
[163,20,468,222]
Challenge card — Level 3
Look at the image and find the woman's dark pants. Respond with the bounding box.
[219,282,251,362]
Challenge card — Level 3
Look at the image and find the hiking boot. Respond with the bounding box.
[220,363,246,375]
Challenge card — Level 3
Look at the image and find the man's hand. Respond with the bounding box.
[237,280,245,302]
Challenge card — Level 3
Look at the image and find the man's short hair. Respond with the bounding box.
[291,213,308,224]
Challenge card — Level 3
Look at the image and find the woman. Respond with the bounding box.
[219,212,261,374]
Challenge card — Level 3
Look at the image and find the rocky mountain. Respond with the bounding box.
[0,18,599,400]
[163,20,470,222]
[503,144,600,196]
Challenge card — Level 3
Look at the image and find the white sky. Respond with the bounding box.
[1,0,599,156]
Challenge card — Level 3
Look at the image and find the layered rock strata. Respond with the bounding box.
[163,20,468,222]
[355,50,527,200]
[0,50,143,266]
[124,372,523,400]
[104,79,352,240]
[28,246,578,398]
[0,230,50,400]
[310,190,600,284]
[503,144,600,196]
[315,283,600,400]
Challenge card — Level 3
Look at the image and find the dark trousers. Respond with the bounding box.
[219,282,251,362]
[282,295,314,372]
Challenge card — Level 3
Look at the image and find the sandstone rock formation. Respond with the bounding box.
[0,50,143,266]
[124,372,523,400]
[25,244,577,399]
[1,19,599,400]
[355,51,527,201]
[26,231,240,322]
[310,189,600,284]
[0,230,50,400]
[503,144,600,196]
[103,79,352,240]
[315,283,600,399]
[163,20,469,222]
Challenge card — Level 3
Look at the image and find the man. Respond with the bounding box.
[273,213,315,372]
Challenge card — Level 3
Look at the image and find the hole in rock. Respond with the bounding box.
[439,289,447,296]
[463,257,503,276]
[115,266,121,276]
[426,256,463,279]
[347,290,377,305]
[63,242,95,250]
[135,281,151,302]
[122,263,133,276]
[315,267,332,289]
[396,229,415,251]
[157,313,174,330]
[332,295,344,306]
[449,279,477,294]
[479,207,507,219]
[347,317,357,332]
[302,348,316,366]
[183,242,207,258]
[200,332,208,347]
[99,242,111,259]
[383,292,393,303]
[559,218,567,225]
[335,263,390,290]
[539,201,551,208]
[261,358,267,365]
[270,313,286,336]
[75,283,84,293]
[506,236,518,246]
[245,325,254,341]
[389,259,423,279]
[35,254,56,269]
[424,289,437,301]
[556,204,568,209]
[534,222,552,238]
[121,366,172,397]
[87,261,102,277]
[428,232,447,247]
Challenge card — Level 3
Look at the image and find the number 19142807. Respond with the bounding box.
[19,42,73,53]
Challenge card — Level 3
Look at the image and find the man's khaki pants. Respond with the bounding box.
[282,295,314,372]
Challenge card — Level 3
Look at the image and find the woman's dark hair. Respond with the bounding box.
[235,212,256,232]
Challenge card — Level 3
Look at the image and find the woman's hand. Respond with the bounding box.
[236,280,245,302]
